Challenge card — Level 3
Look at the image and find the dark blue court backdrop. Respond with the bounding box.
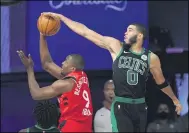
[26,1,148,71]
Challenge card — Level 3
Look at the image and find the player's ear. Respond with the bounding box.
[138,33,143,39]
[71,67,76,71]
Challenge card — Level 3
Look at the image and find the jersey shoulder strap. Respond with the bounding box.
[146,49,152,67]
[63,72,78,81]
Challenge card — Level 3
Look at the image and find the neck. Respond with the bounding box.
[103,100,111,110]
[130,42,143,52]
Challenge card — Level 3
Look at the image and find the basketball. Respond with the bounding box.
[37,15,61,36]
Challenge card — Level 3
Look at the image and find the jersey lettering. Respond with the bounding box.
[118,56,147,75]
[83,90,90,108]
[82,90,92,116]
[74,76,88,95]
[127,70,138,85]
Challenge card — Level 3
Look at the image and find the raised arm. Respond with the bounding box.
[17,50,75,100]
[27,66,75,100]
[40,34,62,79]
[149,53,182,114]
[42,12,122,60]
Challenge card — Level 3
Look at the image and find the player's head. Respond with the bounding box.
[61,54,85,76]
[33,100,59,129]
[124,23,147,45]
[103,80,115,103]
[156,103,170,120]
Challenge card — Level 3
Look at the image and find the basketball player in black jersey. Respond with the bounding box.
[19,100,60,133]
[42,12,182,132]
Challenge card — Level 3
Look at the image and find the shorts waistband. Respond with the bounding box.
[114,96,145,104]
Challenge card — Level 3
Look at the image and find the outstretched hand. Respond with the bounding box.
[41,12,62,20]
[17,50,34,69]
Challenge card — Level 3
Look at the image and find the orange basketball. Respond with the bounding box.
[37,15,61,36]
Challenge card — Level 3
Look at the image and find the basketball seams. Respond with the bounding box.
[37,15,60,36]
[47,16,61,36]
[44,16,51,36]
[49,21,61,36]
[40,16,44,34]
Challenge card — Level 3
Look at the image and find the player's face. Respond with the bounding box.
[124,25,139,45]
[157,104,169,113]
[156,104,170,119]
[104,83,115,103]
[61,56,75,76]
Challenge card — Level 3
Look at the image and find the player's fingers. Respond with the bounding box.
[28,54,32,59]
[176,107,178,113]
[177,109,180,115]
[20,50,27,58]
[41,12,49,17]
[176,106,181,115]
[16,50,22,57]
[19,50,24,55]
[17,50,25,59]
[16,50,20,55]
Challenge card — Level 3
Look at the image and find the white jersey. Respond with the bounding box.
[94,107,112,132]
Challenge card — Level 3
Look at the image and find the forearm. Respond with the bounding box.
[59,15,87,36]
[27,67,41,99]
[161,85,178,101]
[40,34,53,66]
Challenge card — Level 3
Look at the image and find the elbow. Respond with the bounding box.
[31,95,38,100]
[42,63,48,71]
[41,62,50,71]
[32,96,41,100]
[155,79,166,85]
[31,94,41,100]
[153,75,165,85]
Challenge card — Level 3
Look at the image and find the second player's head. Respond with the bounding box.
[33,100,59,129]
[124,23,147,46]
[61,54,85,76]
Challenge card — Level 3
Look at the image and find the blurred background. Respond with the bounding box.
[1,1,188,132]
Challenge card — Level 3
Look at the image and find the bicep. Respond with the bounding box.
[84,28,121,52]
[51,78,75,94]
[43,62,63,79]
[34,79,75,100]
[35,85,59,100]
[150,54,165,84]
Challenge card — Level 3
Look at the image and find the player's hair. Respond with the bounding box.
[33,100,59,129]
[130,23,147,40]
[69,54,85,70]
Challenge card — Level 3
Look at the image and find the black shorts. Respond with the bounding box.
[111,97,147,132]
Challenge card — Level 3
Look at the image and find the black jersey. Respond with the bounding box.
[27,125,60,132]
[112,46,151,98]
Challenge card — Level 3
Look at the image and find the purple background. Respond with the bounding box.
[26,1,148,71]
[1,1,188,132]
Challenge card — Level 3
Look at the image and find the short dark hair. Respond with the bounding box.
[69,54,85,70]
[104,79,114,90]
[33,100,59,128]
[131,23,147,40]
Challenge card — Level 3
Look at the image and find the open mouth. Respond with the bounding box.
[110,97,114,101]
